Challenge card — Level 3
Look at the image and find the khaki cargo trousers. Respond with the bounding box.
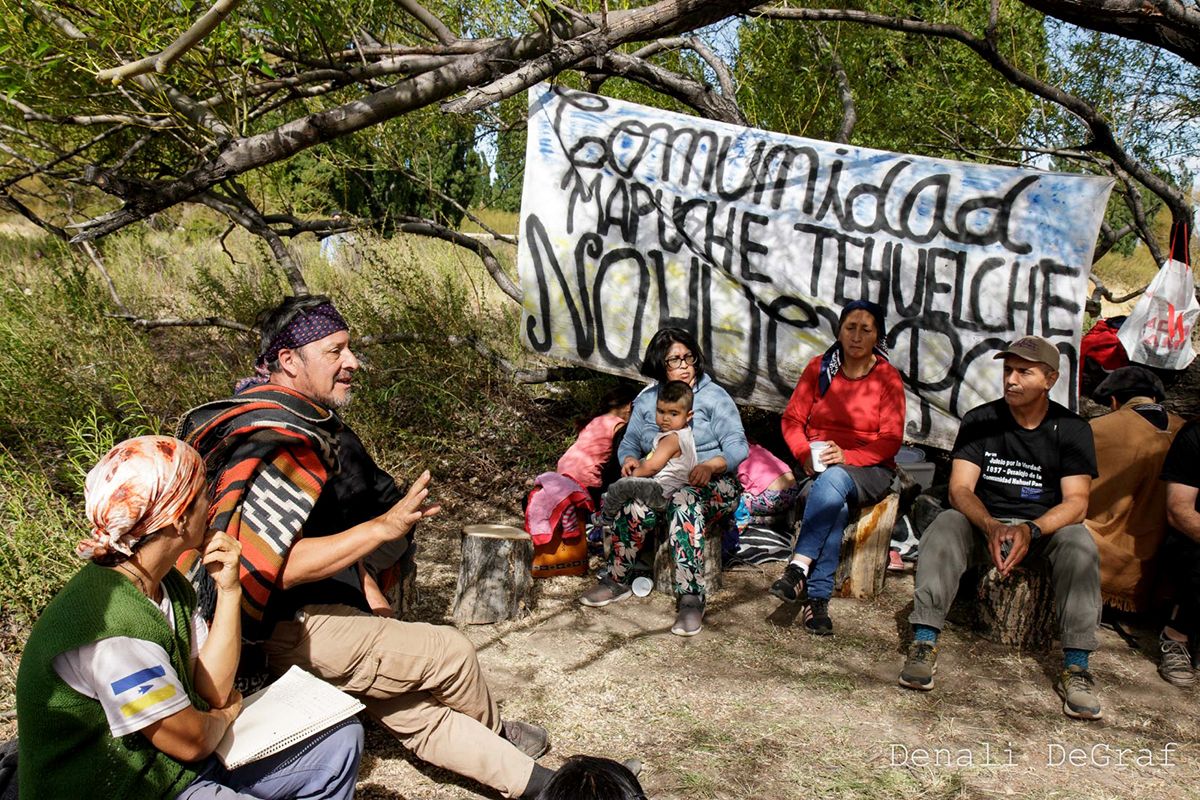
[262,603,535,798]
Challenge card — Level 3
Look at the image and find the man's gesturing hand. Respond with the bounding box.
[380,469,441,539]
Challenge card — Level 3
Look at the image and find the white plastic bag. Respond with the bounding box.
[1116,258,1200,370]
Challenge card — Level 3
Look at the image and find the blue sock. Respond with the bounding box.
[1063,648,1089,670]
[913,625,938,644]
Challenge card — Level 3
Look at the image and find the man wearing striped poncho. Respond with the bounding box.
[178,295,556,799]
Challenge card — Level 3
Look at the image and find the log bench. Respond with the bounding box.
[833,492,900,599]
[452,524,535,624]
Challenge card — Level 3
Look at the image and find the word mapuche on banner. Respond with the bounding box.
[516,84,1114,448]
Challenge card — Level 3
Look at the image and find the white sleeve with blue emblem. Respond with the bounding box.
[51,596,209,737]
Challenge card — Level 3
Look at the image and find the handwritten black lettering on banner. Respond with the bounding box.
[518,85,1115,448]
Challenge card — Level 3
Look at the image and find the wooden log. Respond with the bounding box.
[833,492,899,599]
[452,524,535,625]
[975,564,1055,649]
[381,547,418,619]
[652,515,724,594]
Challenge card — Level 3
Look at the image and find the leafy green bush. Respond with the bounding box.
[0,447,81,620]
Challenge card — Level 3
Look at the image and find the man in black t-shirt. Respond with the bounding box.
[898,336,1103,720]
[1156,421,1200,687]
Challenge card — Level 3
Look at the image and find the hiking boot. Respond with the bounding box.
[578,575,632,607]
[804,598,834,636]
[502,719,551,759]
[671,593,705,636]
[898,641,938,691]
[769,563,808,603]
[1056,665,1103,720]
[1158,635,1196,687]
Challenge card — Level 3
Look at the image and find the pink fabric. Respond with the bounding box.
[556,412,626,489]
[737,443,792,496]
[80,436,206,560]
[526,472,593,546]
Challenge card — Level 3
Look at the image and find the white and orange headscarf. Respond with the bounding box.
[79,436,206,561]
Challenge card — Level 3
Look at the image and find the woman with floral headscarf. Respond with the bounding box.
[773,300,906,635]
[16,436,363,800]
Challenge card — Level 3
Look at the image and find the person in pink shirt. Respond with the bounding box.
[556,387,636,508]
[772,299,906,635]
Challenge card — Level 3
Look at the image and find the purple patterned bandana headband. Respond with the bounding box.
[235,301,349,394]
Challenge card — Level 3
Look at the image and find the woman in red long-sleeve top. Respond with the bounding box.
[771,299,906,635]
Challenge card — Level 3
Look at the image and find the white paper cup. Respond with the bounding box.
[632,576,653,597]
[810,440,829,473]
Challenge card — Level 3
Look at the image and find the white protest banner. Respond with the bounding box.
[516,84,1115,448]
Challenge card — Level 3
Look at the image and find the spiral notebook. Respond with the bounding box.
[214,665,365,769]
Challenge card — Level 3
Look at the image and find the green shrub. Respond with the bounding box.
[0,447,81,620]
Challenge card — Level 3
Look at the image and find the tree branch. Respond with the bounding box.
[193,189,309,294]
[24,0,86,39]
[95,0,245,84]
[1019,0,1200,68]
[114,315,256,332]
[442,0,764,114]
[586,51,746,124]
[68,0,763,242]
[396,0,457,45]
[756,5,1194,235]
[811,27,856,144]
[393,216,521,304]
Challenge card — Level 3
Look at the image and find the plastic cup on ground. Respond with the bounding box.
[632,576,653,597]
[810,440,829,473]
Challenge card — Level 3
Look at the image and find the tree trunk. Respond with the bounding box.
[653,517,724,595]
[834,492,899,599]
[452,524,535,624]
[975,564,1056,649]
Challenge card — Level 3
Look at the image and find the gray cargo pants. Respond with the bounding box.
[909,509,1101,650]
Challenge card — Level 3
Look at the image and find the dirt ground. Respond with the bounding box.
[345,501,1200,800]
[4,495,1198,800]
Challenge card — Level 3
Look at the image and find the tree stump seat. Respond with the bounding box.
[650,513,725,594]
[973,563,1055,648]
[452,524,535,625]
[833,492,900,599]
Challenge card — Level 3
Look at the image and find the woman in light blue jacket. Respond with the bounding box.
[578,327,748,636]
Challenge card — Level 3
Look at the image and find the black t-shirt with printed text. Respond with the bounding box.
[1161,419,1200,512]
[952,399,1097,520]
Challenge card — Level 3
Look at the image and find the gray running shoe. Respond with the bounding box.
[1056,665,1103,720]
[578,575,632,607]
[671,593,705,636]
[898,641,938,691]
[1159,635,1196,687]
[502,719,551,759]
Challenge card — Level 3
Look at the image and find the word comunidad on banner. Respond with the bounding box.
[516,84,1115,449]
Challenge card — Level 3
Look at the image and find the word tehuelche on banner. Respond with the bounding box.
[516,84,1115,449]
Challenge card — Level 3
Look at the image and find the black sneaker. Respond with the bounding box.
[804,598,833,636]
[770,563,808,603]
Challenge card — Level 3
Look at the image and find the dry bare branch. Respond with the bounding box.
[393,216,521,303]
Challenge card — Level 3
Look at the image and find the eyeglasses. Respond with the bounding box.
[665,353,697,368]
